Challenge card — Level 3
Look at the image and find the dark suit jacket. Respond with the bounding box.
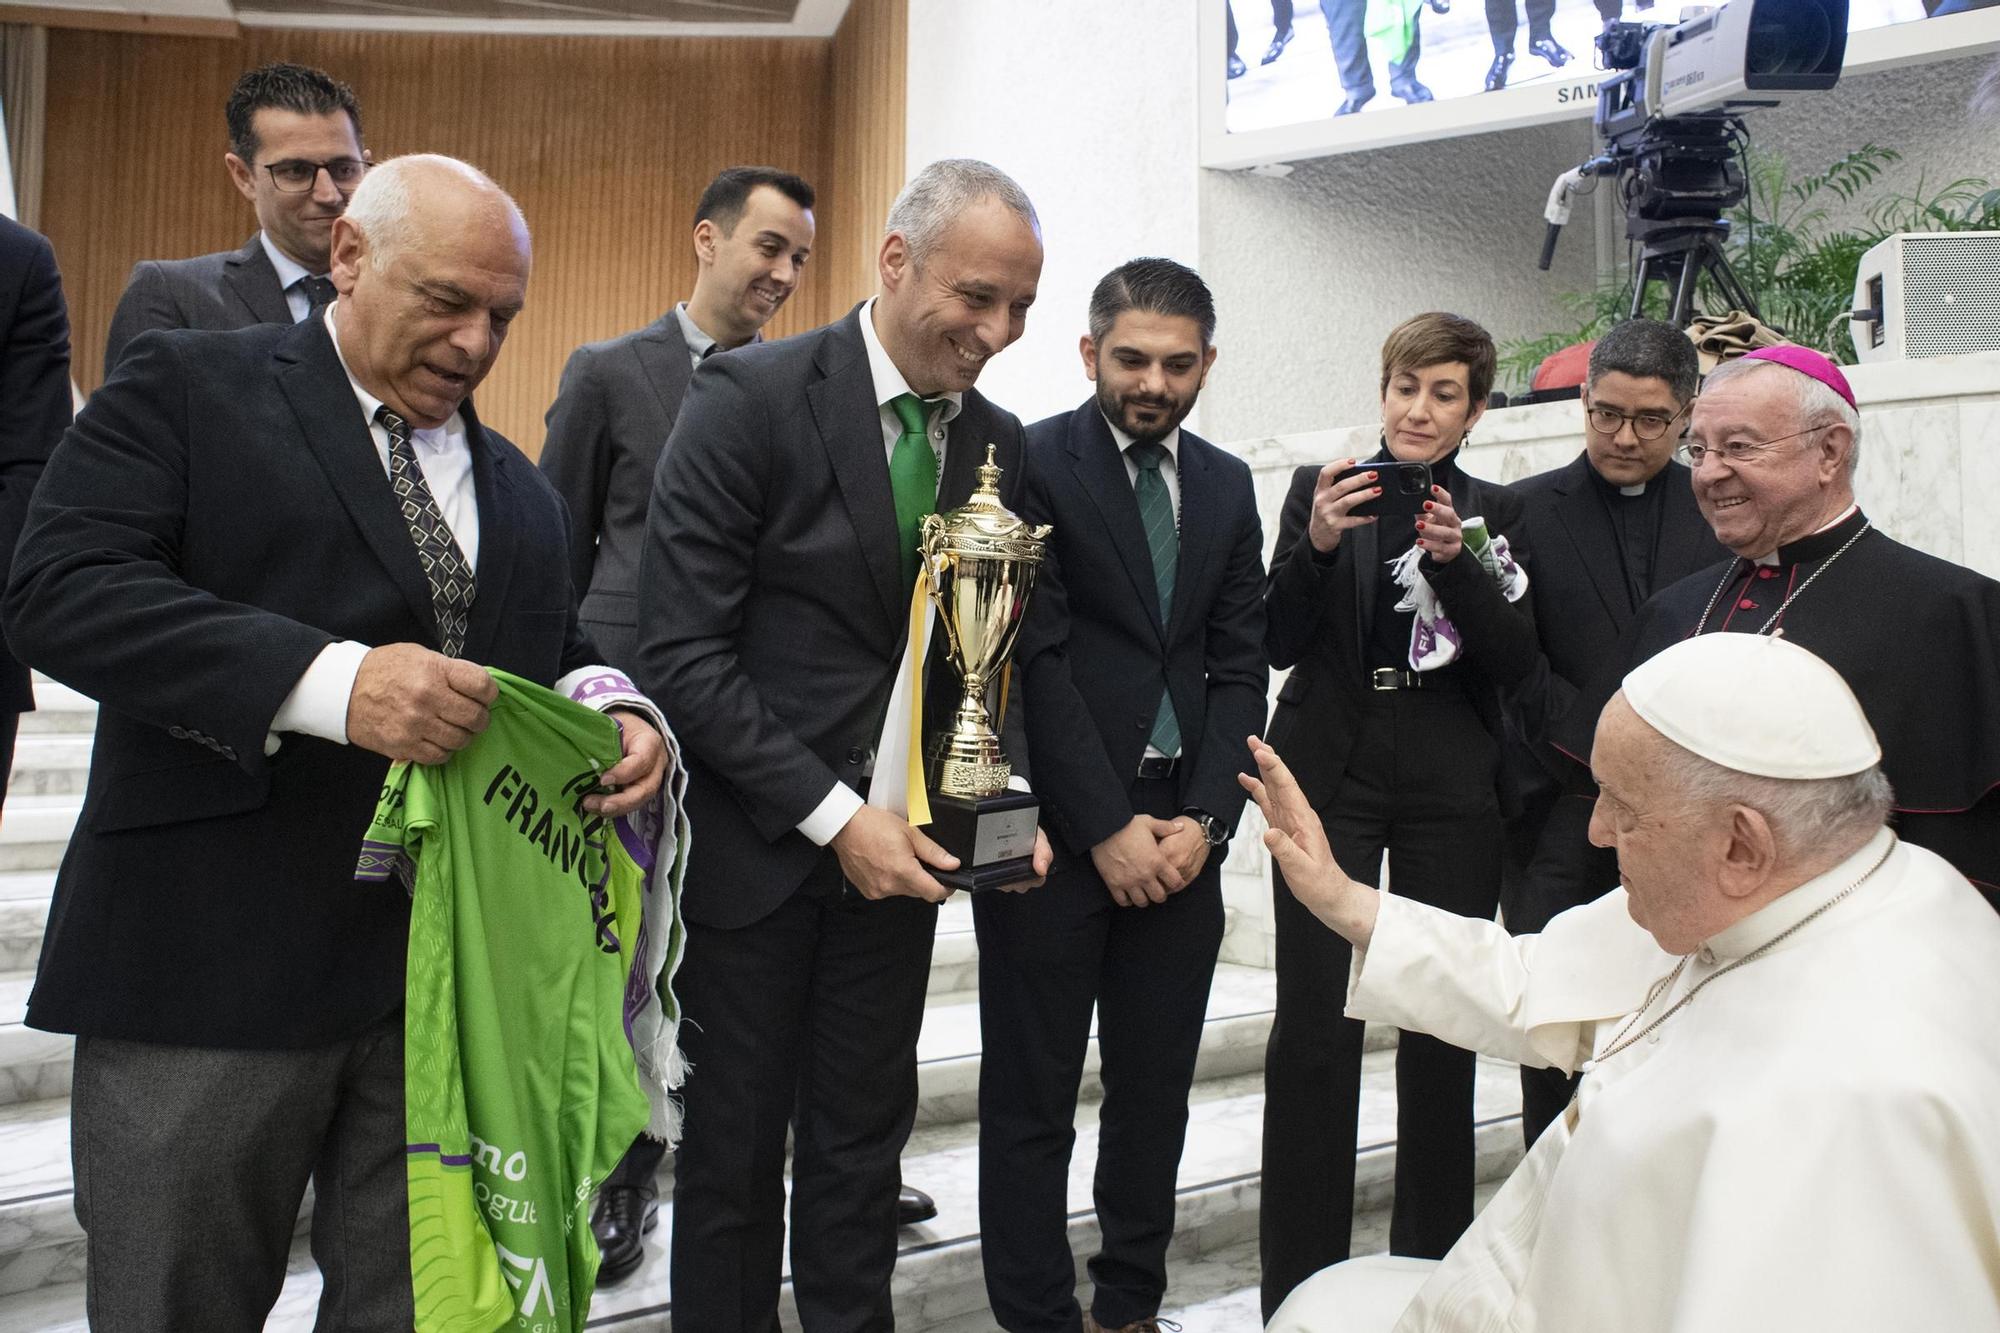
[5,317,597,1048]
[637,304,1028,930]
[1505,453,1723,747]
[1263,461,1536,809]
[1016,404,1268,858]
[0,217,72,715]
[538,312,695,670]
[103,233,291,377]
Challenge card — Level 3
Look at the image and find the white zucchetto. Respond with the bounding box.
[1622,633,1881,779]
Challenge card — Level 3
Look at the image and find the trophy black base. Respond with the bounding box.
[926,788,1041,893]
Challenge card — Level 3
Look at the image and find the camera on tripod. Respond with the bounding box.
[1538,0,1848,326]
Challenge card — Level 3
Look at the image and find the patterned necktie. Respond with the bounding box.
[888,392,941,596]
[296,274,337,314]
[375,405,476,657]
[1129,441,1182,757]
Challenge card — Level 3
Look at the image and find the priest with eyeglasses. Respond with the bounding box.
[1552,345,2000,904]
[1257,631,2000,1332]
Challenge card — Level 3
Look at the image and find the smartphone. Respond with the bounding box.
[1335,461,1431,518]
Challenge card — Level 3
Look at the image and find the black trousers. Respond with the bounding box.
[973,776,1225,1333]
[668,861,938,1333]
[1484,0,1557,53]
[1259,690,1502,1320]
[1321,0,1422,96]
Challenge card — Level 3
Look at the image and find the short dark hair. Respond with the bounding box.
[1379,311,1496,405]
[1587,317,1701,404]
[1088,257,1217,347]
[695,166,816,234]
[226,63,363,165]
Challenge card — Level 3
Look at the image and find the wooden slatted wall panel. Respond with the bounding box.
[40,27,842,448]
[824,0,906,318]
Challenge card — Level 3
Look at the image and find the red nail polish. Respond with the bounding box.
[1423,501,1435,512]
[1373,486,1384,494]
[1368,472,1379,480]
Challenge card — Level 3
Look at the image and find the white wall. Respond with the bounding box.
[904,0,1205,430]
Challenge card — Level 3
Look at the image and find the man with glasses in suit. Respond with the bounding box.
[105,62,370,375]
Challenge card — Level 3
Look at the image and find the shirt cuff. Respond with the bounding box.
[268,640,371,748]
[1007,775,1031,793]
[797,781,866,847]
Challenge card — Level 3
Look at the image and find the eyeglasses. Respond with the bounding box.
[262,158,369,194]
[1584,398,1689,441]
[1676,423,1828,467]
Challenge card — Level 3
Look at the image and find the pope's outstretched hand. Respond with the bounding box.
[1239,737,1382,950]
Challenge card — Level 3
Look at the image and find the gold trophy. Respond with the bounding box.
[919,445,1051,892]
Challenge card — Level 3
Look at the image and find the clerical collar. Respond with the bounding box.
[1699,828,1896,963]
[1585,461,1654,500]
[1757,505,1866,567]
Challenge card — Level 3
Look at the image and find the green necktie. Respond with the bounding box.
[1129,441,1182,757]
[888,393,941,597]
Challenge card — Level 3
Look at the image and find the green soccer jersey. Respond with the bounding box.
[360,669,655,1333]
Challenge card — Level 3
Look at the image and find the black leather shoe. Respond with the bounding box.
[898,1183,938,1226]
[1261,24,1294,64]
[1391,77,1435,103]
[1335,90,1375,115]
[1484,51,1514,91]
[1529,36,1573,66]
[590,1184,659,1285]
[1227,52,1248,79]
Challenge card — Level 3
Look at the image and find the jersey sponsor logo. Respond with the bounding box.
[482,762,622,954]
[496,1241,558,1321]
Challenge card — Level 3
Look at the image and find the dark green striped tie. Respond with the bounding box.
[888,393,940,596]
[1130,441,1181,757]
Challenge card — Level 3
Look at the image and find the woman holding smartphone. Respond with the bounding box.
[1257,312,1538,1320]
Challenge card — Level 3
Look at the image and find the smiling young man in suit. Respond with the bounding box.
[639,158,1053,1333]
[104,62,370,376]
[979,259,1268,1333]
[1501,319,1723,1144]
[7,155,667,1329]
[537,164,827,1280]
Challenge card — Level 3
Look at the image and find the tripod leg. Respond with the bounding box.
[1669,250,1702,328]
[1630,255,1658,321]
[1705,244,1762,322]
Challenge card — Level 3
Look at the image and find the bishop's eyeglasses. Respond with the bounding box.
[263,158,370,193]
[1676,423,1830,467]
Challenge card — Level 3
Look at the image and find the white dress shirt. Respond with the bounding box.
[267,304,480,748]
[1107,415,1182,521]
[258,231,328,325]
[793,300,967,846]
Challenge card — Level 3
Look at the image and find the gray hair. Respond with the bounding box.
[884,158,1039,266]
[1703,355,1862,475]
[343,153,528,267]
[1660,741,1893,863]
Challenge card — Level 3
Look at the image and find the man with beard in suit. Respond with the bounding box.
[1501,318,1725,1145]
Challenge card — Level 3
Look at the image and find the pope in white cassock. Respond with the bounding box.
[1253,631,2000,1333]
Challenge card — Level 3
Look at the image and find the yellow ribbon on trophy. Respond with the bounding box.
[901,562,1014,831]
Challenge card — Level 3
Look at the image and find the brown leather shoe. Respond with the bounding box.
[1083,1316,1182,1333]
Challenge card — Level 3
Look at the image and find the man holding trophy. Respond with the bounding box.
[638,158,1053,1332]
[973,259,1269,1333]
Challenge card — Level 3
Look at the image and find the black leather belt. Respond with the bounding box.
[1371,667,1429,691]
[1136,755,1179,779]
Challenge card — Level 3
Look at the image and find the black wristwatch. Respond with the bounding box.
[1182,807,1228,847]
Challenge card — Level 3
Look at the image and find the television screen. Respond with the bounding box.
[1202,0,2000,166]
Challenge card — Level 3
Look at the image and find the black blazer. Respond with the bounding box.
[1263,460,1536,808]
[538,312,696,666]
[103,233,292,377]
[1016,404,1268,858]
[1505,453,1724,748]
[5,317,597,1047]
[637,304,1029,929]
[0,217,72,715]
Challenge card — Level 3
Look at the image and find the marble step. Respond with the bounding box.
[0,797,79,875]
[5,737,91,798]
[17,684,94,737]
[0,875,55,975]
[0,1054,1526,1328]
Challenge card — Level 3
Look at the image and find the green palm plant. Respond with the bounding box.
[1497,144,2000,393]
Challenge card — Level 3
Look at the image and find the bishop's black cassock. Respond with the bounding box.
[1558,508,2000,900]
